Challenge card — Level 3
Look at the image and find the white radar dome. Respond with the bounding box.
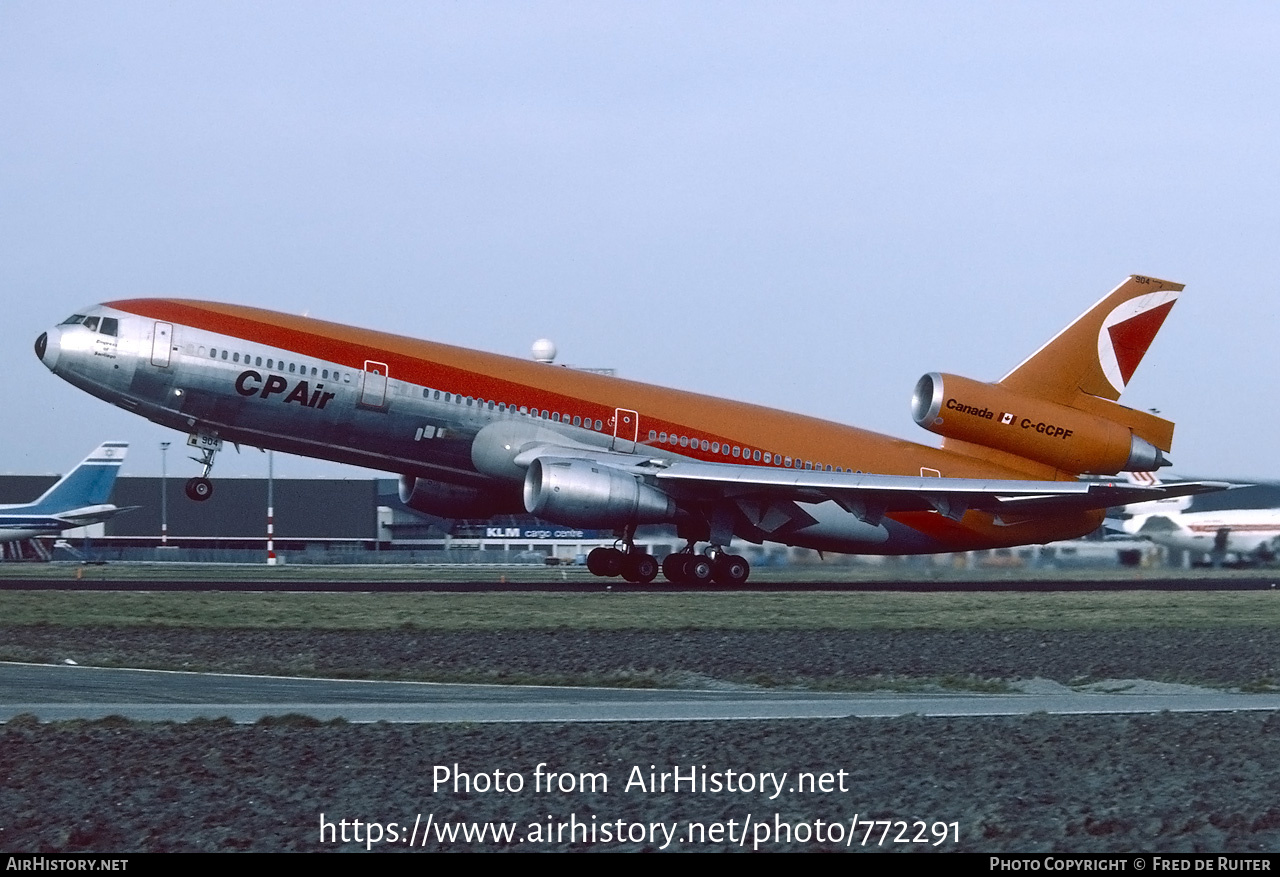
[531,339,557,363]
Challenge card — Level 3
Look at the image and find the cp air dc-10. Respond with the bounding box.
[34,275,1223,584]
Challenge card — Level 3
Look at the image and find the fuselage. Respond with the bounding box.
[0,505,119,542]
[35,299,1103,554]
[1125,509,1280,559]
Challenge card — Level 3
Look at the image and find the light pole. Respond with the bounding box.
[266,450,276,565]
[159,441,170,547]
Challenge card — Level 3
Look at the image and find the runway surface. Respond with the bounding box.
[5,662,1280,723]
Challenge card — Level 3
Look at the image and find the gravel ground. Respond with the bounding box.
[5,626,1280,853]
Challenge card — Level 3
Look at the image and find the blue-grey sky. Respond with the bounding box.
[2,2,1276,481]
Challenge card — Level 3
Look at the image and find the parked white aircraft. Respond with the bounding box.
[0,442,129,542]
[1119,473,1278,564]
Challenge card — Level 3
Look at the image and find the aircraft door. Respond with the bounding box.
[150,322,173,368]
[612,408,639,453]
[360,360,389,410]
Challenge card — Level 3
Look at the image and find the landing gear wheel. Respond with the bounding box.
[662,554,689,584]
[185,477,214,502]
[587,547,611,576]
[587,547,624,577]
[712,554,750,586]
[622,553,659,584]
[686,555,714,586]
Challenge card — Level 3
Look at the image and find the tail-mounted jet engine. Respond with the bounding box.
[523,458,677,527]
[912,372,1169,474]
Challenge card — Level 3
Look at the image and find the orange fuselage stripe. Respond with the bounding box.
[115,298,1060,481]
[109,298,1100,549]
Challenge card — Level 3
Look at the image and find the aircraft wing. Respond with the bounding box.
[650,460,1231,523]
[53,504,137,528]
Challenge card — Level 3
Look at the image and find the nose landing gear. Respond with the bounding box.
[183,432,221,502]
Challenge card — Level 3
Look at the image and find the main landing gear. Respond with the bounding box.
[183,434,220,502]
[661,545,750,586]
[585,524,660,584]
[587,544,659,584]
[585,529,751,586]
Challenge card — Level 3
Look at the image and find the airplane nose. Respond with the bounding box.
[35,329,60,371]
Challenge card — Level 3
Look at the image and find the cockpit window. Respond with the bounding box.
[99,318,118,336]
[83,316,100,332]
[60,314,86,326]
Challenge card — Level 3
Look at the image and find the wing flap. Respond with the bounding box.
[653,460,1230,517]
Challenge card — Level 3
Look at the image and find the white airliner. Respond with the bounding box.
[33,276,1224,584]
[0,443,130,542]
[1120,473,1279,564]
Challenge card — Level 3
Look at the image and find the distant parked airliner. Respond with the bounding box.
[0,442,129,543]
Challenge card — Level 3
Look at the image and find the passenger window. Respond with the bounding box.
[679,436,689,447]
[650,430,658,440]
[733,447,740,457]
[311,367,317,376]
[288,363,295,373]
[763,452,771,463]
[233,353,240,363]
[573,416,582,426]
[700,440,709,451]
[210,348,218,358]
[221,350,228,360]
[100,318,118,336]
[256,357,263,366]
[753,450,762,461]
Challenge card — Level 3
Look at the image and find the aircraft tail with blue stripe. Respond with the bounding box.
[22,442,129,515]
